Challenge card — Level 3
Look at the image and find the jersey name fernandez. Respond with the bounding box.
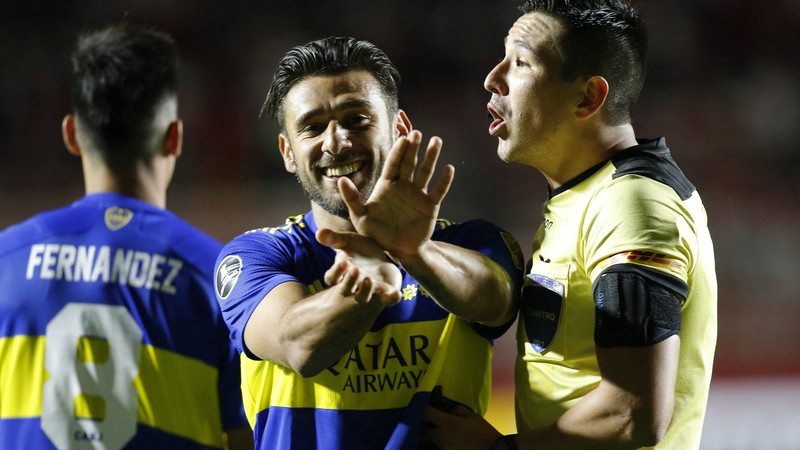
[26,243,183,293]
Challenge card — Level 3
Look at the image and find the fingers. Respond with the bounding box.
[337,177,366,219]
[415,135,453,205]
[414,136,442,191]
[333,266,400,306]
[351,275,375,303]
[334,262,361,295]
[324,258,349,286]
[330,263,373,301]
[400,132,453,205]
[383,130,421,182]
[316,228,357,251]
[372,282,401,306]
[318,229,402,306]
[397,131,421,181]
[379,130,451,202]
[381,132,410,181]
[429,163,454,205]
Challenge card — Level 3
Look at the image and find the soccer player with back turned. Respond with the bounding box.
[0,23,251,450]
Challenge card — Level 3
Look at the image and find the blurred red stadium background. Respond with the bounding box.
[2,1,799,448]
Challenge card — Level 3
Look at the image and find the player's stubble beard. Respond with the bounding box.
[295,135,391,219]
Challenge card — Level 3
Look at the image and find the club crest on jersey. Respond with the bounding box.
[216,255,242,300]
[104,207,133,231]
[520,273,564,353]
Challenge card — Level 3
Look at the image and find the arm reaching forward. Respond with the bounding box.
[243,231,401,377]
[333,130,518,326]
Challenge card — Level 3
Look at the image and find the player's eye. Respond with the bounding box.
[300,124,326,135]
[345,115,370,129]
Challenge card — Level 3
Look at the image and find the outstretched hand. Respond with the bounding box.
[337,130,455,261]
[316,228,402,307]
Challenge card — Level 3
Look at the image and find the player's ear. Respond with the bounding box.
[278,133,297,173]
[165,119,183,158]
[394,109,412,139]
[62,114,81,157]
[576,76,608,120]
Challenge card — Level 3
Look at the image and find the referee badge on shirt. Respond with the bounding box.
[521,273,564,353]
[215,255,242,300]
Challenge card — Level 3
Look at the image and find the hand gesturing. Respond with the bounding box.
[336,130,455,261]
[316,228,402,307]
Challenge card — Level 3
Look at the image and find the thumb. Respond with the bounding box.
[316,228,352,250]
[338,177,367,219]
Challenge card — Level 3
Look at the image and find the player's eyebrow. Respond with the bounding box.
[293,98,375,129]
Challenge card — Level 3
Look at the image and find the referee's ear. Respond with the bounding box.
[62,114,81,157]
[575,75,609,120]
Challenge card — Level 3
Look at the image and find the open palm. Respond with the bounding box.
[338,130,454,261]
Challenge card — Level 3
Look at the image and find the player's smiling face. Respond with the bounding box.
[279,70,397,218]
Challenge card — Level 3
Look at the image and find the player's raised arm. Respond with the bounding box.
[336,130,518,326]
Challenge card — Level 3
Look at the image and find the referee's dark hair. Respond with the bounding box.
[520,0,648,125]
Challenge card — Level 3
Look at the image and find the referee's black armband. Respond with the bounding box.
[593,266,684,348]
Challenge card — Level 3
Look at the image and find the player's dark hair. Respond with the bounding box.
[70,23,179,167]
[520,0,648,125]
[261,36,401,131]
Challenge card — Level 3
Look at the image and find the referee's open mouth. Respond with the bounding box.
[486,103,507,138]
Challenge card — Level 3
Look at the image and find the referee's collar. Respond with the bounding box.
[548,138,667,199]
[548,158,609,199]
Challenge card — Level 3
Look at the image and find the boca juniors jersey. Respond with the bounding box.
[0,193,248,449]
[215,211,524,450]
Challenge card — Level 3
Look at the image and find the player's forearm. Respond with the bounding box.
[516,392,664,450]
[247,287,385,377]
[394,241,517,326]
[516,417,658,450]
[282,290,385,376]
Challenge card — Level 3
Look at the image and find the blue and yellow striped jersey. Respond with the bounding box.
[215,211,524,450]
[0,193,248,449]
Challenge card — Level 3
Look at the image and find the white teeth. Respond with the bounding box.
[325,163,361,177]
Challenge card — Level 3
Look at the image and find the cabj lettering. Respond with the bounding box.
[74,430,103,442]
